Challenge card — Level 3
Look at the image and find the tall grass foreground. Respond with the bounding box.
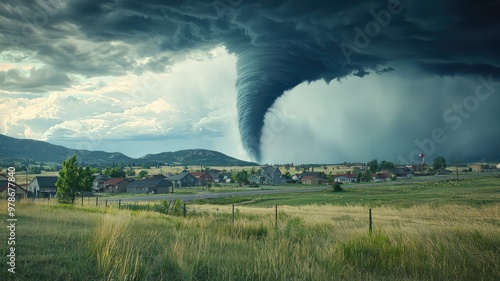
[1,200,499,281]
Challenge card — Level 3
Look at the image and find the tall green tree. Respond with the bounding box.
[103,167,126,178]
[126,167,136,177]
[368,159,379,173]
[56,155,95,204]
[433,156,447,170]
[358,170,372,182]
[379,160,395,170]
[138,170,148,179]
[231,170,249,187]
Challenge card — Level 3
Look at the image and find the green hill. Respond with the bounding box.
[140,149,257,166]
[0,134,132,164]
[0,134,256,166]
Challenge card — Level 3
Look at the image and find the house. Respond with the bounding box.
[28,176,58,197]
[248,166,286,185]
[191,172,214,184]
[126,175,172,194]
[104,178,131,193]
[167,170,199,188]
[391,166,412,177]
[93,173,110,192]
[248,174,261,184]
[0,181,27,200]
[378,170,392,181]
[208,171,222,182]
[300,171,328,185]
[469,163,489,172]
[300,175,315,185]
[334,174,358,183]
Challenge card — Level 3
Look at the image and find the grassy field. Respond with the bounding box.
[1,176,499,280]
[192,176,500,207]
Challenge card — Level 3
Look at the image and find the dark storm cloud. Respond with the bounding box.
[1,0,499,160]
[0,66,71,92]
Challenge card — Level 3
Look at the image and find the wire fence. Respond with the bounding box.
[19,196,500,231]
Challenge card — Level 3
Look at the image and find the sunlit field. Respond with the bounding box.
[1,177,499,280]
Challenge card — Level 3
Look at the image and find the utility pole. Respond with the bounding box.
[25,159,29,195]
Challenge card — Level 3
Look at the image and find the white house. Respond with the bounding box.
[334,174,357,183]
[248,166,286,185]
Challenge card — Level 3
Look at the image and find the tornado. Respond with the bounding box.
[235,46,335,162]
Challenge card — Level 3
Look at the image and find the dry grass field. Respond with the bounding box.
[1,176,499,280]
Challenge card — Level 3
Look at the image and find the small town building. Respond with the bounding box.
[93,173,110,192]
[104,178,131,193]
[28,176,58,197]
[190,172,214,184]
[126,175,171,194]
[248,166,286,185]
[167,170,199,188]
[334,174,358,183]
[0,180,27,200]
[300,171,328,185]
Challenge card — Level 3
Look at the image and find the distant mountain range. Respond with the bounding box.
[0,134,257,167]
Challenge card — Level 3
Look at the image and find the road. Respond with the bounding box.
[104,172,498,203]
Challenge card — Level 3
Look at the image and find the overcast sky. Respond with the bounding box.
[1,0,499,164]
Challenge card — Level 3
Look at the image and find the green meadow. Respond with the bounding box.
[193,176,500,207]
[1,176,499,280]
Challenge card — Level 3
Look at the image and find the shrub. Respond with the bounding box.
[332,182,344,192]
[171,199,184,216]
[155,199,170,214]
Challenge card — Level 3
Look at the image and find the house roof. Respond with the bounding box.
[208,171,221,179]
[0,181,27,193]
[191,172,213,180]
[126,178,171,188]
[301,171,327,178]
[0,174,8,180]
[104,178,129,186]
[301,175,314,181]
[32,176,58,187]
[261,165,282,175]
[248,174,260,180]
[167,170,195,181]
[93,173,109,180]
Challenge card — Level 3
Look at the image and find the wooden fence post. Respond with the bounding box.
[96,197,98,207]
[105,199,108,208]
[232,204,235,225]
[81,194,84,207]
[183,202,187,217]
[369,208,373,235]
[118,199,121,210]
